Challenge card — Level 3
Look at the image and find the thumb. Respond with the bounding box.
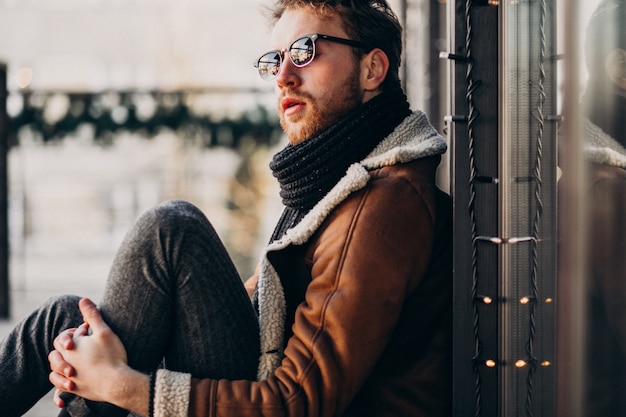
[78,298,109,334]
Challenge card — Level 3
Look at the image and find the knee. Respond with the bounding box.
[42,294,82,310]
[149,200,209,228]
[127,200,215,248]
[39,294,84,324]
[154,200,202,216]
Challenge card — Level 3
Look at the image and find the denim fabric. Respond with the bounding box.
[0,200,260,417]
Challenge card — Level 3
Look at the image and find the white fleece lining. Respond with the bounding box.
[584,118,626,168]
[154,369,191,417]
[256,250,286,380]
[362,112,448,169]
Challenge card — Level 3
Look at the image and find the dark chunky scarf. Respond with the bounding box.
[269,86,411,242]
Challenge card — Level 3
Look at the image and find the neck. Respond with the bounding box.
[362,87,382,104]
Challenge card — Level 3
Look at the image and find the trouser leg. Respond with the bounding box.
[66,200,260,416]
[0,294,83,417]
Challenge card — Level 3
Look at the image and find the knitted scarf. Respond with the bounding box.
[582,86,626,149]
[268,86,411,242]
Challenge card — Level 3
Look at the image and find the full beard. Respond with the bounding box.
[279,70,362,144]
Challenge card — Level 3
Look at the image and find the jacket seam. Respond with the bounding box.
[296,187,370,385]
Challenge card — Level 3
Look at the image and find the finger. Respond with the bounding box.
[48,350,74,377]
[74,322,90,337]
[49,370,75,392]
[78,298,109,334]
[53,328,76,351]
[53,388,65,408]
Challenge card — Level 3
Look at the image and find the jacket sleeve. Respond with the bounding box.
[155,174,439,417]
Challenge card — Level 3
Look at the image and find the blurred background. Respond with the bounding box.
[0,0,280,316]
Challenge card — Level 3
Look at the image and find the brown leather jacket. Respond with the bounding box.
[154,112,453,417]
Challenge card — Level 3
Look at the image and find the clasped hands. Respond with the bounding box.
[48,297,130,409]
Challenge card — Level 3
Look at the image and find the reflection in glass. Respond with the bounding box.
[580,1,626,415]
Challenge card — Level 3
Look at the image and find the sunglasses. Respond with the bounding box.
[254,33,367,81]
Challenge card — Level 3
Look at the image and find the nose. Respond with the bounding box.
[275,51,301,88]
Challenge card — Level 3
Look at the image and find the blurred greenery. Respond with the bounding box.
[8,89,282,150]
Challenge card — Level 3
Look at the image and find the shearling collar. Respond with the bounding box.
[584,118,626,168]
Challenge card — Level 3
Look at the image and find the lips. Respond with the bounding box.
[281,97,305,116]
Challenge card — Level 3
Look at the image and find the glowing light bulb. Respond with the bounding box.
[17,67,33,89]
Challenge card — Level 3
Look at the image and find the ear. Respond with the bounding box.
[360,48,390,92]
[605,48,626,91]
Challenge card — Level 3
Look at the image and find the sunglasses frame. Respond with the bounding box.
[254,33,367,81]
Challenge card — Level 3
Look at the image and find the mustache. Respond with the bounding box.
[278,89,313,103]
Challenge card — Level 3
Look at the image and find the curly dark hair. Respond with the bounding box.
[267,0,403,90]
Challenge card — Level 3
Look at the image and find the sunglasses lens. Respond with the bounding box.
[256,36,316,80]
[257,51,282,80]
[289,36,315,66]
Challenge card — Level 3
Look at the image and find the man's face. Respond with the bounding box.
[269,8,365,145]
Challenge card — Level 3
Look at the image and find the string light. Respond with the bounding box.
[515,360,527,368]
[475,295,493,304]
[485,360,497,368]
[17,67,33,89]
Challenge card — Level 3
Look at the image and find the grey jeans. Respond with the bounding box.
[0,200,261,417]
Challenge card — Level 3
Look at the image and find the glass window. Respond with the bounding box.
[558,1,626,416]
